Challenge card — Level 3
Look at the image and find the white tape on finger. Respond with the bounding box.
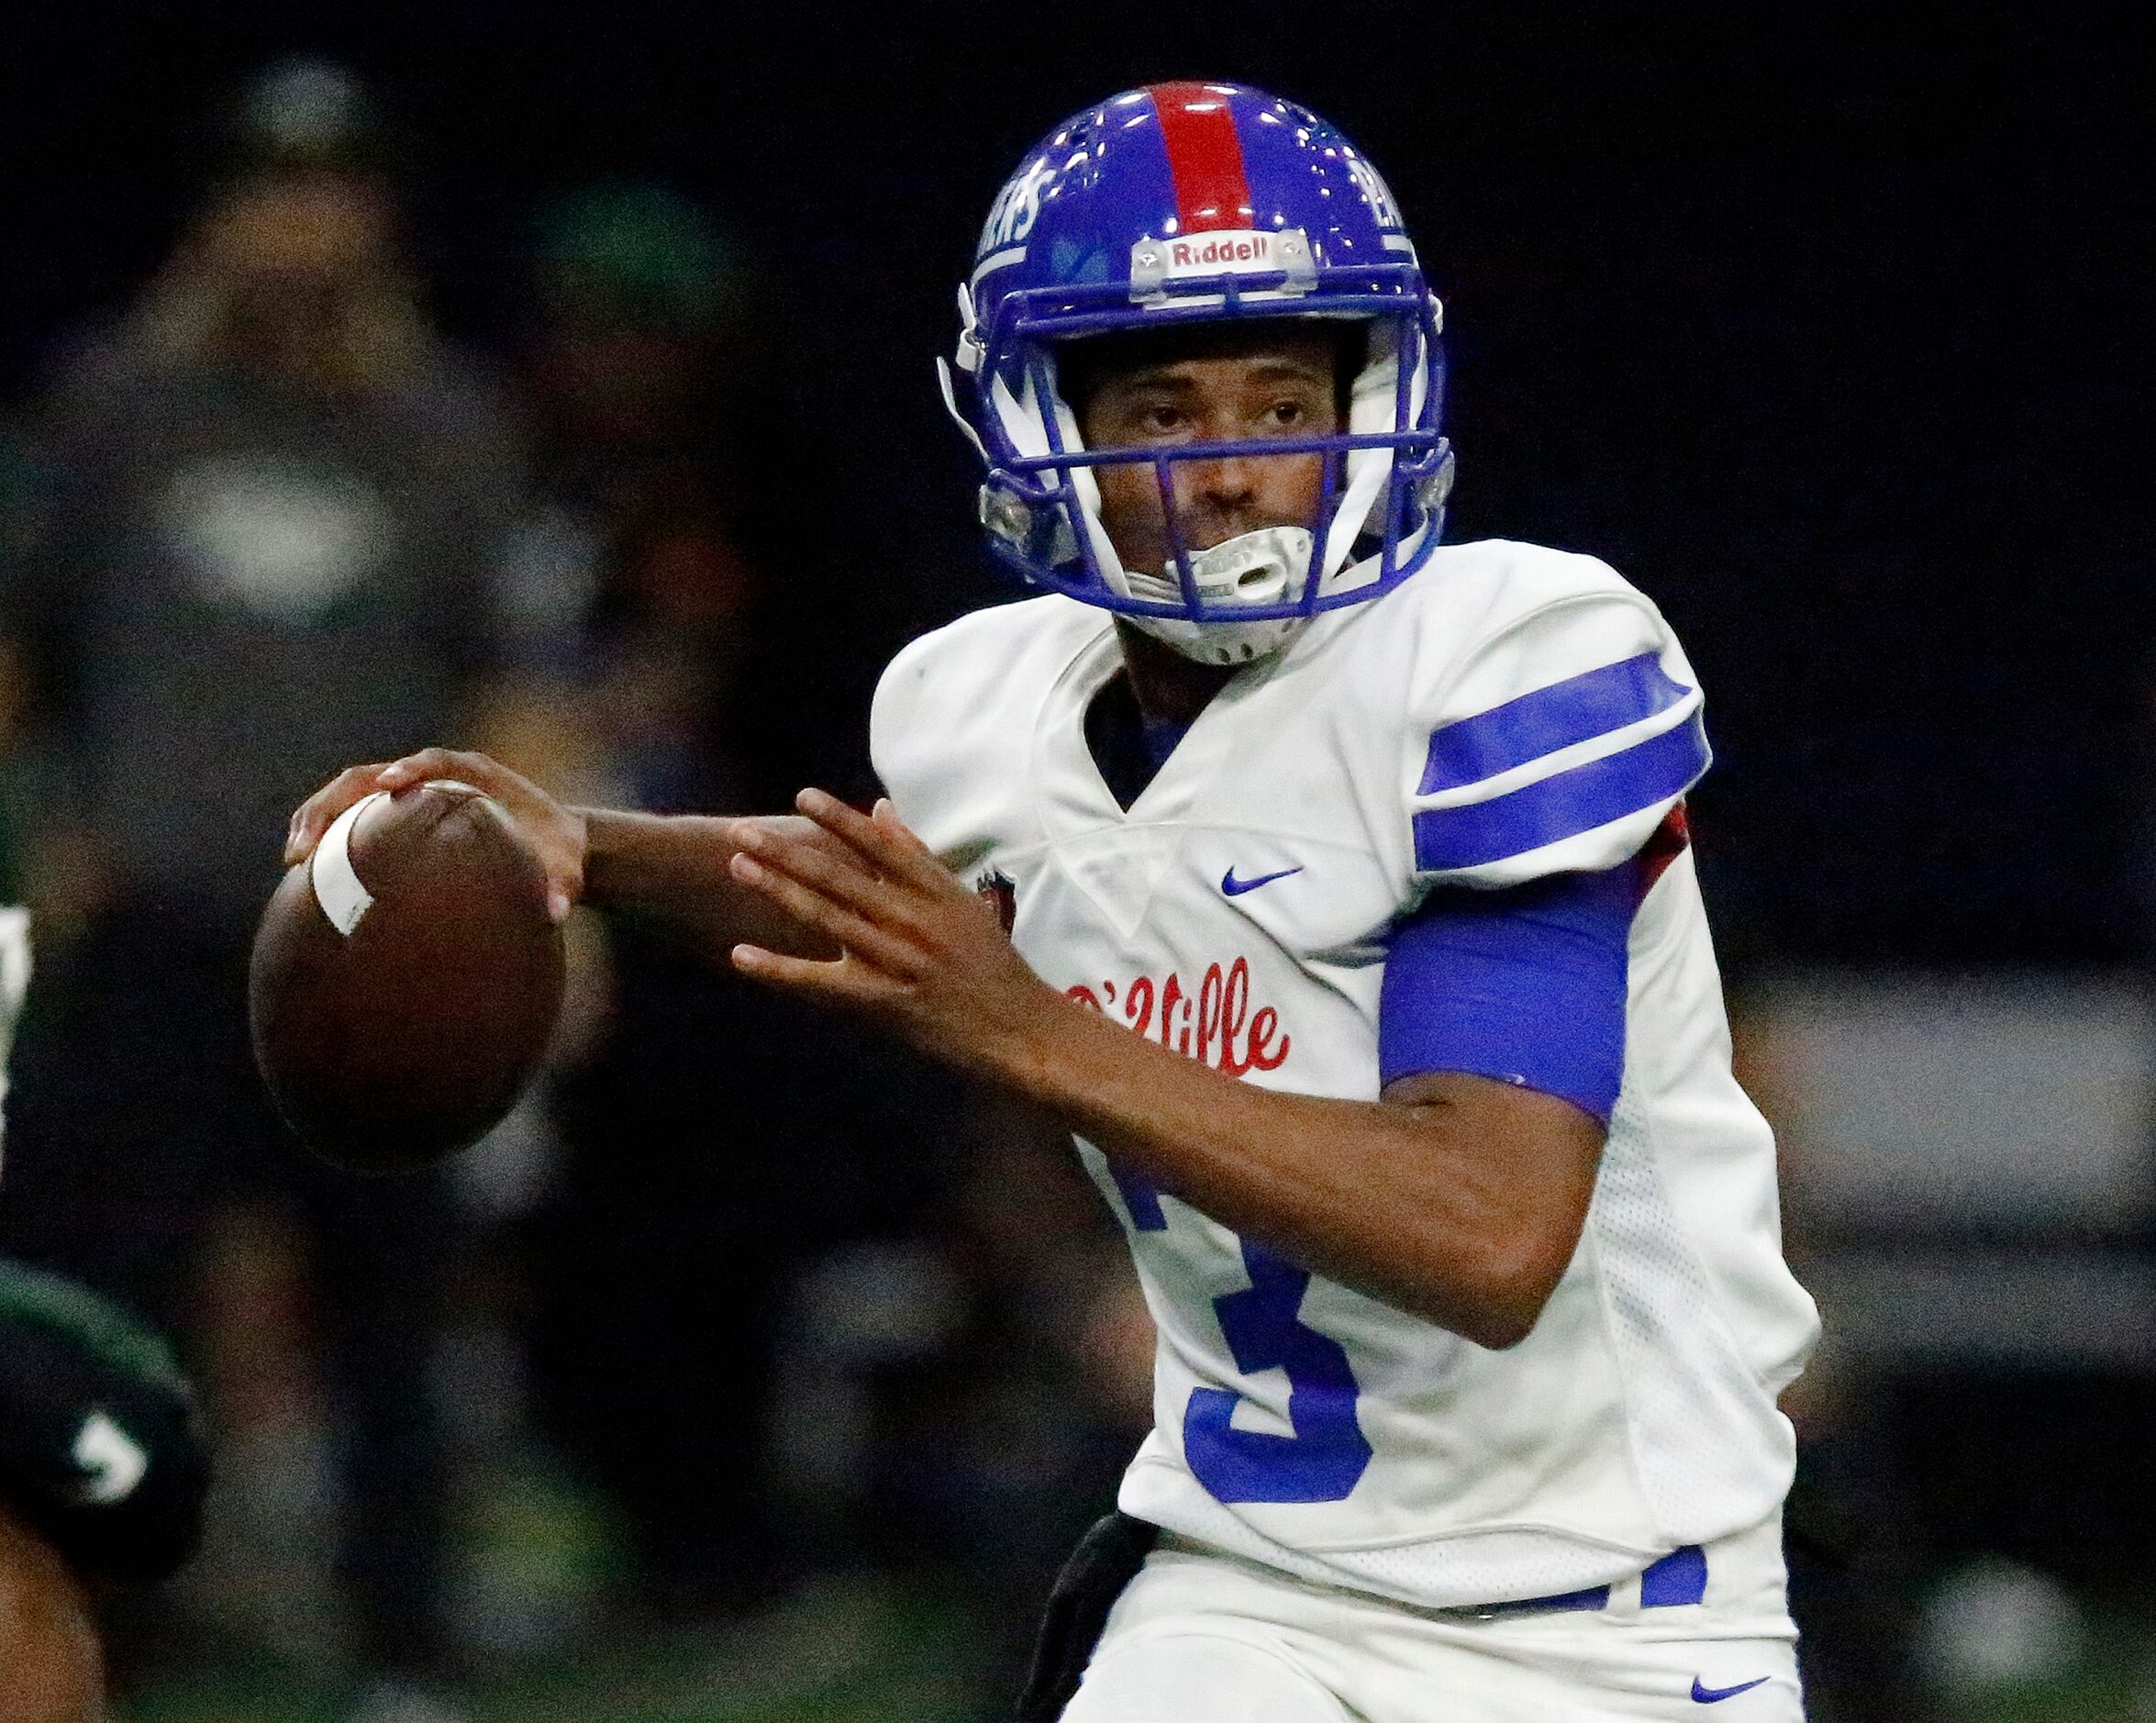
[312,790,387,937]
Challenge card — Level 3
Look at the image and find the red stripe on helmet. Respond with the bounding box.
[1148,82,1254,233]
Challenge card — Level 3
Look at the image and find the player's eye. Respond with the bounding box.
[1267,400,1306,428]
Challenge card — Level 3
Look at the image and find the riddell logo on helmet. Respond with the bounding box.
[1165,231,1279,273]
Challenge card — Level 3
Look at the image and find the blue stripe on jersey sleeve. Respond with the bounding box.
[1378,868,1635,1123]
[1418,652,1691,795]
[1413,709,1709,873]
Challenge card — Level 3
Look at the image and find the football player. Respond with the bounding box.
[0,1254,211,1721]
[289,83,1817,1719]
[0,911,212,1720]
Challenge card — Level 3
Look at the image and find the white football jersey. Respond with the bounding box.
[871,539,1818,1611]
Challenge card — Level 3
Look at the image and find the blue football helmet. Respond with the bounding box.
[941,82,1454,663]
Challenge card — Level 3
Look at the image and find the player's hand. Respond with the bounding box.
[726,790,1068,1076]
[284,748,590,923]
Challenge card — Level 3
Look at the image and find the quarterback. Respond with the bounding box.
[290,83,1818,1720]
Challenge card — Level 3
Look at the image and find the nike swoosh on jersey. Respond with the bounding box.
[1220,866,1305,896]
[1691,1676,1771,1704]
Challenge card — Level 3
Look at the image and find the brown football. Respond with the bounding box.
[249,781,566,1173]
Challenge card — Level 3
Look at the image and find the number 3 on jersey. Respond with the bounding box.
[1113,1166,1373,1504]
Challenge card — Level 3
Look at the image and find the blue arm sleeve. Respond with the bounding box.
[1377,867,1637,1124]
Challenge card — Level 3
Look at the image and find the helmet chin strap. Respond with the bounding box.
[1121,526,1316,666]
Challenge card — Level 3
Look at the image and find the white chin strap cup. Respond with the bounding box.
[1122,527,1316,667]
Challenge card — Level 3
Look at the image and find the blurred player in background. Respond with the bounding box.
[0,60,519,1718]
[0,1254,212,1721]
[290,83,1818,1719]
[1,908,211,1720]
[502,179,902,1623]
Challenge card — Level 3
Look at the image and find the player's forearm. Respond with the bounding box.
[580,809,831,958]
[993,992,1590,1347]
[714,795,1589,1341]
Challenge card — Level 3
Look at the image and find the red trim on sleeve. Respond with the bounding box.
[1148,82,1255,233]
[1637,804,1692,898]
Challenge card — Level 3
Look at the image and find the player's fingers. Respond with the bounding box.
[371,746,458,791]
[795,789,958,896]
[871,797,935,850]
[374,747,535,807]
[284,763,393,862]
[786,790,887,872]
[739,813,839,852]
[370,749,585,909]
[730,819,917,928]
[728,852,925,976]
[867,798,977,895]
[375,746,525,796]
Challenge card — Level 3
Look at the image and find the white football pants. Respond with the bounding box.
[1061,1512,1804,1722]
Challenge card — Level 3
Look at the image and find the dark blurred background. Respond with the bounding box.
[0,3,2147,1720]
